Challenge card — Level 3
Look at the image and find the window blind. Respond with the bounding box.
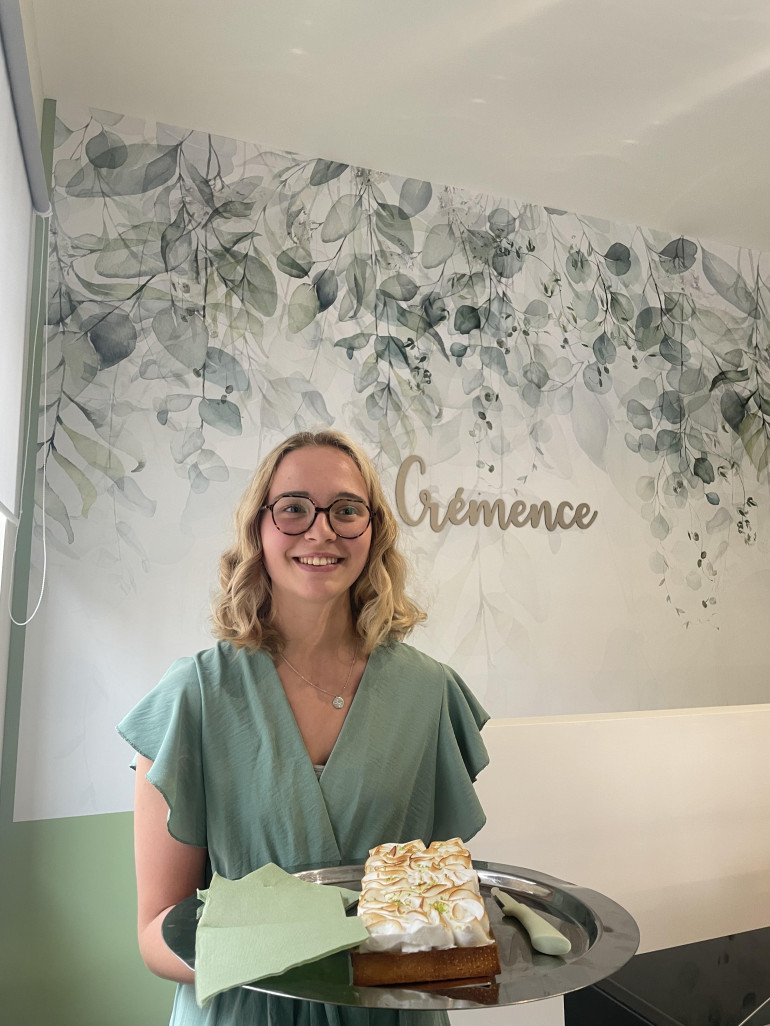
[0,0,49,521]
[0,40,33,521]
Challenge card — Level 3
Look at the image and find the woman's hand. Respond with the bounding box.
[133,754,208,983]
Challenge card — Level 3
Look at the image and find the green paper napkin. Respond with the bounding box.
[197,867,360,913]
[193,864,367,1007]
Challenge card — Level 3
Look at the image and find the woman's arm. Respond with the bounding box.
[133,754,208,983]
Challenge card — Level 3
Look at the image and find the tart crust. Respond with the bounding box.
[351,939,501,987]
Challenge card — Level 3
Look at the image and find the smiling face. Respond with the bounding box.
[260,445,373,619]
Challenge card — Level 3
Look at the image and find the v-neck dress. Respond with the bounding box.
[118,641,489,1026]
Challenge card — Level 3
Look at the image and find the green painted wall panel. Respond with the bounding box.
[0,812,173,1025]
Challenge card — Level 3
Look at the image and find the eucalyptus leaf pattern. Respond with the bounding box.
[41,105,770,621]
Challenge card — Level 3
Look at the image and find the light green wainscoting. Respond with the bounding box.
[0,811,173,1025]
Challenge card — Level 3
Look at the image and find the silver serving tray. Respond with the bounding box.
[162,860,640,1010]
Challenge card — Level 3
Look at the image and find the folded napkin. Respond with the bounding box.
[194,864,367,1006]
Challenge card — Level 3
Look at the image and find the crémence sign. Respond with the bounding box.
[394,455,598,533]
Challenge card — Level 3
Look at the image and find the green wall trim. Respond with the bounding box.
[0,811,174,1024]
[0,97,56,831]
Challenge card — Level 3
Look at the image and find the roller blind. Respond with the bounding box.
[0,16,34,521]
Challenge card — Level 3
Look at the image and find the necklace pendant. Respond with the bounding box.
[332,696,345,710]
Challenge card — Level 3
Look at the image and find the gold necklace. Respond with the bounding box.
[281,642,359,709]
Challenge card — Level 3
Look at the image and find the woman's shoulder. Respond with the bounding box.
[160,641,273,692]
[375,642,487,721]
[374,640,455,685]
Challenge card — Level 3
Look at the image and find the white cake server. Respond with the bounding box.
[491,886,572,955]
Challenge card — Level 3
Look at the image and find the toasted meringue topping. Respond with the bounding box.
[357,837,494,953]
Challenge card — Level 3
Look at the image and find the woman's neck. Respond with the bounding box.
[272,598,357,660]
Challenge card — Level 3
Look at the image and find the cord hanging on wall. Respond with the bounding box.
[8,204,52,628]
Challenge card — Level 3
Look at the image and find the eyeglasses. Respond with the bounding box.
[260,494,373,539]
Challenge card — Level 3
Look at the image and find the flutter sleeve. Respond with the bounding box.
[431,666,490,842]
[117,657,207,848]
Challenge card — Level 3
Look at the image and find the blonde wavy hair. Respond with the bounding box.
[211,430,425,654]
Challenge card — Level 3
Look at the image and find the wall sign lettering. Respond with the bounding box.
[394,455,598,533]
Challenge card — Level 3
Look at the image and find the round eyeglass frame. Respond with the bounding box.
[260,496,373,539]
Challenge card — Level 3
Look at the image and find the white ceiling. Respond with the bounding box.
[20,0,770,252]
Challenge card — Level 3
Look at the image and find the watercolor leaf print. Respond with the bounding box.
[41,107,770,620]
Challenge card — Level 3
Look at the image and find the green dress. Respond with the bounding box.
[118,640,489,1026]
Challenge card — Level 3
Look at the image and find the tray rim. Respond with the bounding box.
[162,859,641,1010]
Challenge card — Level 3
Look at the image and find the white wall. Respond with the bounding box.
[452,998,563,1026]
[451,704,770,1025]
[0,516,13,771]
[474,706,770,953]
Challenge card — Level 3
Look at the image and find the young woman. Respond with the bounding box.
[119,429,489,1025]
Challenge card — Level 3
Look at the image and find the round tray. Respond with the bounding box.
[162,860,640,1010]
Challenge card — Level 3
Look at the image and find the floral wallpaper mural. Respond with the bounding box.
[17,102,769,820]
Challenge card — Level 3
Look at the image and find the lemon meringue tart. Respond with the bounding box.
[351,838,500,987]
